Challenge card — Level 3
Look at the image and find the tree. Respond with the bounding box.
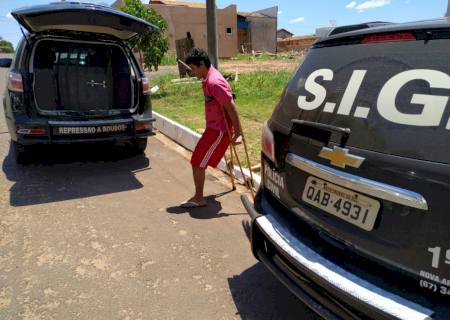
[0,37,14,53]
[120,0,169,71]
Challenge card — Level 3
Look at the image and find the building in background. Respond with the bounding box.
[237,6,278,53]
[112,1,278,56]
[112,0,238,58]
[277,28,294,41]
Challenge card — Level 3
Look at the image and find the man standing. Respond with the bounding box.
[180,48,241,208]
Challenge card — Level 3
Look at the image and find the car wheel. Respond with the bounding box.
[12,141,30,165]
[131,138,148,155]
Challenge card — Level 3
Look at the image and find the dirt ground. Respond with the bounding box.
[149,58,301,79]
[220,59,300,74]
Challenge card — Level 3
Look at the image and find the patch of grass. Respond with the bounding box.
[152,71,292,168]
[160,55,178,66]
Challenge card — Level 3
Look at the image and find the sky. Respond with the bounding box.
[0,0,448,48]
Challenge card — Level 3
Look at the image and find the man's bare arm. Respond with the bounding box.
[223,100,242,143]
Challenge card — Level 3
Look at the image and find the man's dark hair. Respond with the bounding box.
[185,48,211,69]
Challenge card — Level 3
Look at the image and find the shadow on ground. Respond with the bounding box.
[228,263,321,320]
[166,190,247,219]
[2,142,150,207]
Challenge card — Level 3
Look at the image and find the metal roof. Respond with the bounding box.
[238,12,267,18]
[150,0,206,8]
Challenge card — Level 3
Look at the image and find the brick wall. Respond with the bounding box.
[277,36,317,53]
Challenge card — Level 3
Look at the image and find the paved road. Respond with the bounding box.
[0,68,319,319]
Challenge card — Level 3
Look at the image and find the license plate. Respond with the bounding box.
[302,176,380,231]
[54,124,129,135]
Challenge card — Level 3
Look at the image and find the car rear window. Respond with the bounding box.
[272,38,450,164]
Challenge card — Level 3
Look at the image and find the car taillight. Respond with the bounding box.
[262,121,275,163]
[141,76,150,94]
[362,32,416,44]
[17,128,47,135]
[135,122,151,132]
[8,71,23,93]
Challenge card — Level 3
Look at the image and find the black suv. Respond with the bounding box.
[242,19,450,319]
[1,2,157,164]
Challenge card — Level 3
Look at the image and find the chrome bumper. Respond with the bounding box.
[241,194,433,320]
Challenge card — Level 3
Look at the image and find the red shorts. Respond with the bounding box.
[191,128,230,169]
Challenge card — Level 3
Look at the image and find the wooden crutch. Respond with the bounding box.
[236,115,255,195]
[223,142,236,191]
[221,107,255,200]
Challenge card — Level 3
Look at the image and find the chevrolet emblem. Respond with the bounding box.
[319,146,365,169]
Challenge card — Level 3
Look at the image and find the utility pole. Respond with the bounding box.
[206,0,218,69]
[447,0,450,16]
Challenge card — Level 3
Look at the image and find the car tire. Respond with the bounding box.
[12,141,30,165]
[130,138,148,155]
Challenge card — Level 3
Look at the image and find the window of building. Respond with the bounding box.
[226,27,232,36]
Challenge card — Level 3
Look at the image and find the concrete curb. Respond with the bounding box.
[153,111,261,190]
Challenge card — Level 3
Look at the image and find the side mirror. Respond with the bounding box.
[0,58,12,68]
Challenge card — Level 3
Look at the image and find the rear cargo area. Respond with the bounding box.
[33,40,134,113]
